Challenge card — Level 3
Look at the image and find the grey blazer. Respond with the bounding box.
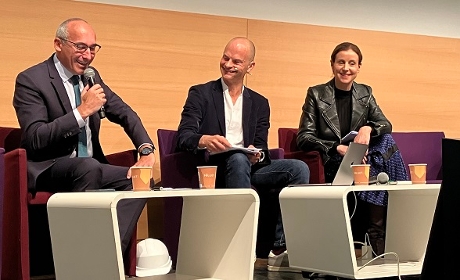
[13,55,152,190]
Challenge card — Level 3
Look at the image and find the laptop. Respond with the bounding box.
[332,142,369,185]
[296,142,369,186]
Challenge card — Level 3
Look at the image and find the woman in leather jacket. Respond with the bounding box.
[296,42,408,256]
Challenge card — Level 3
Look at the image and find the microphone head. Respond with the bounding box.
[377,172,389,184]
[83,68,96,79]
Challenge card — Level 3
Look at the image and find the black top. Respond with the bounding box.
[334,86,352,138]
[327,86,352,156]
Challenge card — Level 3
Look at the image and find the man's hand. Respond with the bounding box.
[199,135,232,154]
[246,144,261,165]
[127,153,156,179]
[78,84,107,119]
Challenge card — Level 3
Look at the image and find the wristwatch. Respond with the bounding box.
[139,146,154,156]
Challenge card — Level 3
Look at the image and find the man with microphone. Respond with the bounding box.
[13,18,155,255]
[176,37,310,271]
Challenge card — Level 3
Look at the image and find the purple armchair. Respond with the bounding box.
[392,132,444,183]
[278,128,325,184]
[157,128,285,261]
[0,148,4,278]
[157,129,207,266]
[0,127,138,279]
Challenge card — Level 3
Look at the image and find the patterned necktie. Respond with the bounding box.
[71,75,88,157]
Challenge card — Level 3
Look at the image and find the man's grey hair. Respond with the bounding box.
[55,18,87,39]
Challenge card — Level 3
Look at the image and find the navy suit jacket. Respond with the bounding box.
[13,55,152,190]
[177,78,270,153]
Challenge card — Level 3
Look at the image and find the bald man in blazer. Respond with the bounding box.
[177,37,310,271]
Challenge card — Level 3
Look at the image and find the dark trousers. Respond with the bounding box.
[348,193,387,255]
[36,157,146,253]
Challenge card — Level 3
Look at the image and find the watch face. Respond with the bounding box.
[141,147,153,155]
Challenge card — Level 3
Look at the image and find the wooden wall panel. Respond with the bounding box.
[79,3,248,178]
[247,20,460,147]
[1,0,247,239]
[2,0,460,185]
[1,0,247,181]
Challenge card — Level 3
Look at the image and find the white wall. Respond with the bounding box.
[80,0,460,38]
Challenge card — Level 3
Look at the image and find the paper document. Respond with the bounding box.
[210,147,261,155]
[341,131,358,144]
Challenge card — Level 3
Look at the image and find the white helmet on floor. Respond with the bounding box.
[136,238,172,277]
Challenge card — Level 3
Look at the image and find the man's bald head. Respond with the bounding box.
[224,37,256,62]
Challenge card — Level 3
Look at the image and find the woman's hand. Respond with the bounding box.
[337,144,348,156]
[353,126,371,163]
[338,144,368,163]
[354,126,372,145]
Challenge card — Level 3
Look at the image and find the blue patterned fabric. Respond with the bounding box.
[325,134,408,206]
[357,134,408,206]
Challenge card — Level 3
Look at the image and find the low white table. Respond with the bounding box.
[279,183,440,279]
[47,189,259,280]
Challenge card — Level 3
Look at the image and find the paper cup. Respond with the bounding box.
[409,164,427,184]
[131,167,152,191]
[351,164,370,185]
[197,166,217,189]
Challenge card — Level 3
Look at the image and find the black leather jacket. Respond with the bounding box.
[296,79,392,163]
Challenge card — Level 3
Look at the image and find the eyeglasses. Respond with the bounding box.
[59,38,101,54]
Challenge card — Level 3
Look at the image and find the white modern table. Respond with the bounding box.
[279,183,440,279]
[47,189,259,280]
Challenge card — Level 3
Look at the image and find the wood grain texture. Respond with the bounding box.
[1,0,247,184]
[2,0,460,177]
[3,1,459,238]
[247,19,460,147]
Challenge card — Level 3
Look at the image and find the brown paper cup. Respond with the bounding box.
[197,166,217,189]
[409,164,427,184]
[351,164,370,185]
[131,167,152,191]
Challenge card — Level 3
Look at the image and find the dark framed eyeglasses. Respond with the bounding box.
[59,38,101,54]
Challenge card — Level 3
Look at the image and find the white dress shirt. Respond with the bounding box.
[53,54,93,157]
[221,78,244,147]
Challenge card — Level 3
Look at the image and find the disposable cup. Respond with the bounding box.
[131,167,152,191]
[351,164,370,185]
[197,166,217,189]
[409,163,427,184]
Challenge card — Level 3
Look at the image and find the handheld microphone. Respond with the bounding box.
[83,68,106,119]
[376,172,389,184]
[369,172,389,185]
